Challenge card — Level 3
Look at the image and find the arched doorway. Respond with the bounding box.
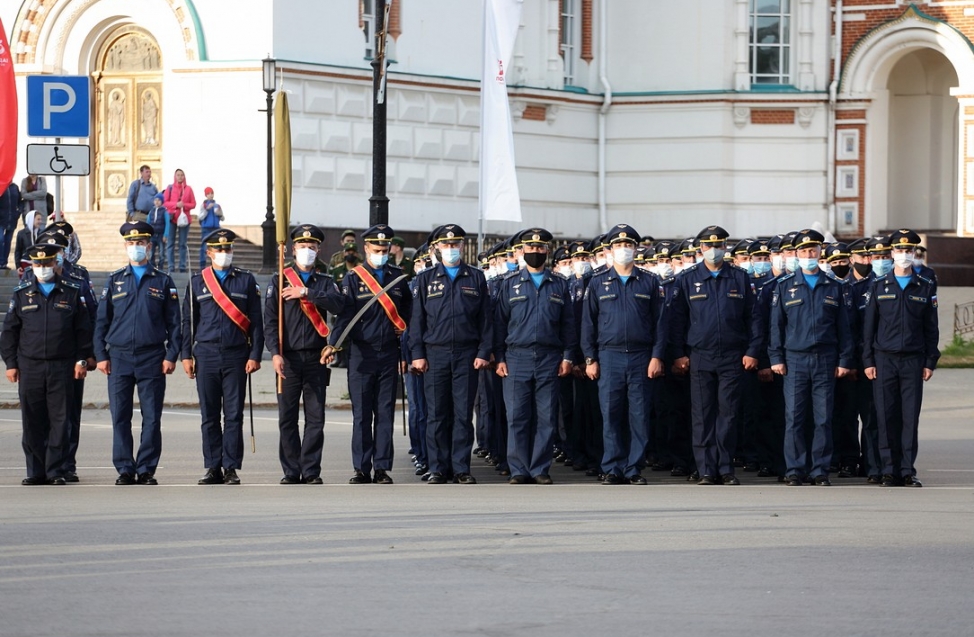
[887,48,958,230]
[92,27,163,211]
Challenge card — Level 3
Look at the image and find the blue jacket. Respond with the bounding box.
[580,266,667,361]
[493,267,577,363]
[181,267,264,361]
[331,263,411,352]
[263,266,347,355]
[409,262,492,360]
[861,270,940,370]
[768,269,855,369]
[670,262,762,359]
[147,205,170,237]
[126,179,159,215]
[0,183,20,227]
[93,266,182,362]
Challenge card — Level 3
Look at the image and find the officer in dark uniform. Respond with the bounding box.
[324,224,411,485]
[769,229,854,486]
[26,228,98,482]
[181,229,264,485]
[1,243,92,485]
[862,229,939,487]
[483,237,512,477]
[566,239,602,475]
[93,221,181,485]
[669,226,761,485]
[581,224,667,485]
[823,242,860,478]
[265,224,347,484]
[493,228,577,484]
[409,224,492,485]
[404,243,431,476]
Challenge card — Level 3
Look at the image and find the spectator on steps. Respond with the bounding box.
[163,168,196,273]
[125,166,157,223]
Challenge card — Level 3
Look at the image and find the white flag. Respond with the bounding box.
[479,0,523,222]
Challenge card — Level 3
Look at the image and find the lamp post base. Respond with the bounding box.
[261,217,276,271]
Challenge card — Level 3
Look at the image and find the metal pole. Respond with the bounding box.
[54,136,62,221]
[261,90,276,269]
[369,0,389,227]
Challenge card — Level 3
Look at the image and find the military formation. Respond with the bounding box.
[0,219,940,489]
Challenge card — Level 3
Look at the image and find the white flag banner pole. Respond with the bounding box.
[479,0,523,225]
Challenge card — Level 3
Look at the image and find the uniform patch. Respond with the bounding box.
[460,287,479,297]
[726,293,743,299]
[509,295,527,303]
[230,292,248,300]
[689,294,708,301]
[170,287,179,300]
[112,292,128,300]
[908,295,927,303]
[7,299,13,311]
[634,293,653,300]
[598,294,617,301]
[784,298,803,307]
[823,298,838,307]
[932,295,938,308]
[877,294,896,301]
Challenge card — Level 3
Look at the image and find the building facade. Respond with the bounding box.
[3,0,974,243]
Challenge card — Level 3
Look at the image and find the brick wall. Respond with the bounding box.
[751,109,797,125]
[836,2,974,64]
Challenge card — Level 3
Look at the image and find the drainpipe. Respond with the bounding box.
[598,0,611,234]
[826,0,843,235]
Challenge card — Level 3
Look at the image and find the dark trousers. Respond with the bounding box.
[150,236,165,268]
[689,350,744,478]
[598,350,652,478]
[503,349,560,478]
[65,376,85,473]
[424,346,478,476]
[195,346,248,471]
[782,351,837,478]
[406,369,427,465]
[754,375,785,475]
[19,357,74,480]
[656,371,693,470]
[571,375,603,470]
[474,370,489,450]
[0,221,17,266]
[737,370,760,464]
[486,368,507,469]
[108,347,167,475]
[856,371,881,477]
[348,345,398,474]
[873,353,925,478]
[832,375,860,469]
[277,350,328,480]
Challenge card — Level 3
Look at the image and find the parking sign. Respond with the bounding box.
[27,75,90,138]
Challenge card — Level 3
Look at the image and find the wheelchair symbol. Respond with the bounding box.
[49,146,72,174]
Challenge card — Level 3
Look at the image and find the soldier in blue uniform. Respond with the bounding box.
[862,229,939,487]
[94,221,181,485]
[265,224,347,484]
[324,224,412,485]
[181,229,264,485]
[494,228,577,484]
[823,242,860,478]
[669,226,761,485]
[409,224,492,485]
[567,239,602,476]
[483,238,513,477]
[404,244,432,477]
[581,224,667,485]
[847,237,882,481]
[2,243,93,485]
[769,229,854,486]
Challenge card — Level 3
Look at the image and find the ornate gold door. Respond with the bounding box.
[93,28,163,211]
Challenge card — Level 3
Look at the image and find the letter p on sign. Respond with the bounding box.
[27,75,90,138]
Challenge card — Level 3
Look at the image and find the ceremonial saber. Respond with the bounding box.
[248,371,256,453]
[399,349,407,437]
[325,273,409,354]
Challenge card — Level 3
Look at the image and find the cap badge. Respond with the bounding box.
[710,235,718,241]
[620,232,627,239]
[38,251,46,258]
[303,231,311,238]
[377,233,386,240]
[447,231,455,238]
[532,234,540,241]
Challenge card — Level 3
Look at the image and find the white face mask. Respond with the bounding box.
[893,252,915,269]
[516,254,526,269]
[612,246,635,265]
[295,247,318,267]
[556,265,572,278]
[771,255,784,272]
[913,256,925,268]
[673,263,683,274]
[127,244,147,263]
[604,251,614,266]
[656,262,674,279]
[414,263,426,275]
[212,252,233,268]
[819,262,831,274]
[34,266,55,282]
[594,256,606,268]
[440,247,461,265]
[573,261,592,277]
[368,252,389,268]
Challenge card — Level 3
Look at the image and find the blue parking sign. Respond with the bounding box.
[27,75,90,138]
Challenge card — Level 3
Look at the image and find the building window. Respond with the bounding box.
[749,0,791,85]
[560,0,576,85]
[362,0,376,58]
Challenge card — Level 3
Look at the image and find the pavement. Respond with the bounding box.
[1,367,973,635]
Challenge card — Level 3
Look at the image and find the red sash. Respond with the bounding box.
[283,268,330,337]
[201,267,251,334]
[352,265,406,333]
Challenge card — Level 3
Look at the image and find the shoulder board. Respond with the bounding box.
[72,263,89,273]
[110,266,127,276]
[233,266,253,275]
[732,263,747,272]
[824,271,843,282]
[66,270,85,281]
[60,279,80,290]
[387,263,403,272]
[314,270,334,278]
[778,272,796,282]
[502,270,520,280]
[13,281,31,292]
[916,274,933,285]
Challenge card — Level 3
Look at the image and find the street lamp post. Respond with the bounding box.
[261,56,277,270]
[369,0,389,227]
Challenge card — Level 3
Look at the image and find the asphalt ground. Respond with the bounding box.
[1,370,973,636]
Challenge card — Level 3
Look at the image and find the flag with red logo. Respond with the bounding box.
[0,19,18,193]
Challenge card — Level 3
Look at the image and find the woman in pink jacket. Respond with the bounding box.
[163,168,196,272]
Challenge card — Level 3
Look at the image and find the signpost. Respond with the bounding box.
[26,75,91,218]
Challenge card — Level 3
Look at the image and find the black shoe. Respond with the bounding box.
[881,474,899,487]
[47,477,66,485]
[427,472,446,484]
[534,474,553,485]
[223,469,240,485]
[837,466,856,478]
[650,462,671,472]
[198,468,224,485]
[722,474,741,485]
[280,475,302,485]
[670,466,688,477]
[455,473,477,484]
[629,474,648,485]
[697,474,716,486]
[785,475,802,487]
[509,474,532,485]
[757,466,775,478]
[349,470,370,484]
[563,457,574,467]
[414,463,428,476]
[688,470,700,482]
[137,473,158,485]
[803,475,816,485]
[64,471,79,483]
[866,475,881,484]
[814,475,832,486]
[304,476,323,484]
[373,470,393,485]
[903,475,923,488]
[602,473,625,485]
[743,462,759,472]
[584,467,601,477]
[115,473,136,486]
[21,476,45,486]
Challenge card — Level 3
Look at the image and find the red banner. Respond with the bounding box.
[0,20,16,193]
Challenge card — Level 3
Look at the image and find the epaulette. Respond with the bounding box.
[824,270,843,283]
[502,269,520,280]
[731,263,748,273]
[71,263,89,273]
[13,281,31,292]
[387,263,403,272]
[314,269,333,278]
[59,278,80,290]
[234,266,253,275]
[916,274,933,286]
[778,272,796,282]
[110,266,127,277]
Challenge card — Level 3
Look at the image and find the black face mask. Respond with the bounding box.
[830,264,850,279]
[344,254,357,264]
[852,262,872,278]
[523,252,547,269]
